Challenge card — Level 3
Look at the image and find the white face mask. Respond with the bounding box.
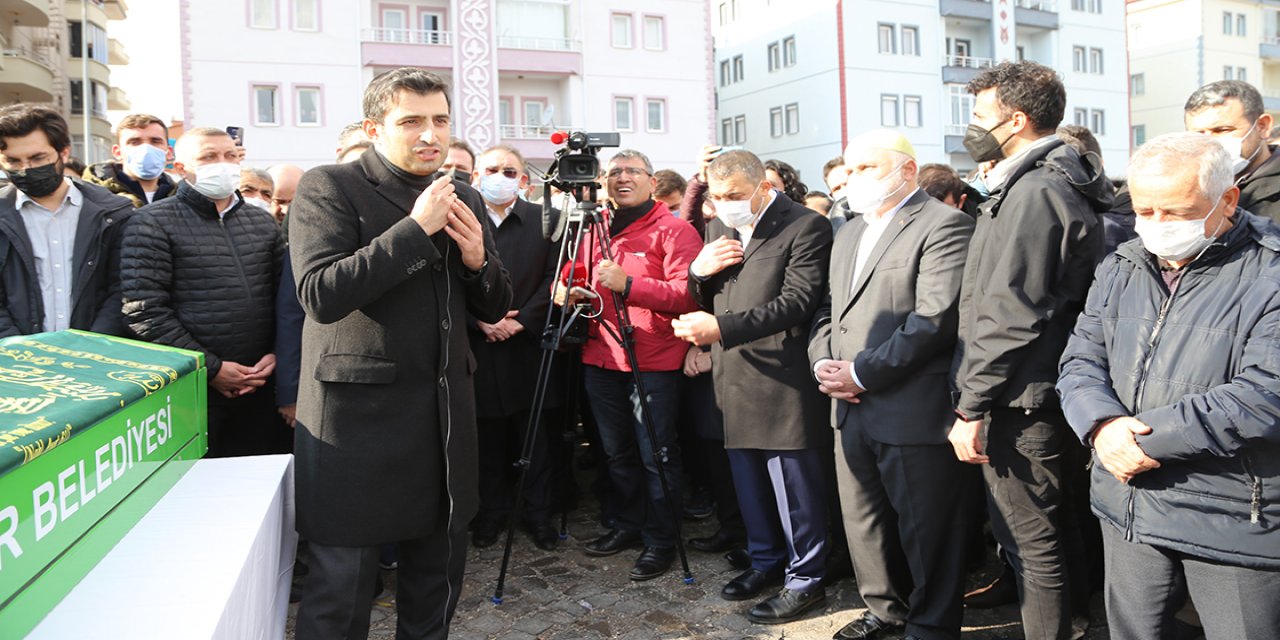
[1215,120,1260,176]
[479,172,520,205]
[1134,200,1225,263]
[843,164,907,214]
[242,196,271,211]
[191,162,240,200]
[714,184,762,228]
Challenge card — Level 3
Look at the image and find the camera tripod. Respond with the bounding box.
[491,187,695,604]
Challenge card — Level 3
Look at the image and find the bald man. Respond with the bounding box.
[267,164,304,222]
[810,130,975,640]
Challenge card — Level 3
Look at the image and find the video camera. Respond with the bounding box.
[541,131,620,242]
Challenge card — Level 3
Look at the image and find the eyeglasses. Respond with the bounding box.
[606,167,651,179]
[484,167,520,179]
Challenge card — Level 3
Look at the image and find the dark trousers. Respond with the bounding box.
[295,525,467,640]
[727,447,828,592]
[582,366,683,548]
[836,426,967,640]
[680,372,745,540]
[476,409,552,525]
[206,379,292,458]
[1101,524,1280,640]
[982,407,1081,640]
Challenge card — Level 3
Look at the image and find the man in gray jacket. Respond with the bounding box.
[1059,132,1280,638]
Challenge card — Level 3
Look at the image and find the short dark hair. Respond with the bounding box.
[764,159,808,201]
[653,169,688,197]
[1056,124,1102,159]
[363,67,452,123]
[450,138,476,166]
[803,190,833,206]
[822,156,844,179]
[116,113,169,142]
[0,105,72,152]
[1184,80,1265,121]
[917,163,967,204]
[967,61,1066,134]
[65,156,87,176]
[709,150,766,183]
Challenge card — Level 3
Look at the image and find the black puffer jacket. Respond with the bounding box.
[121,180,282,376]
[1239,144,1280,223]
[952,138,1114,416]
[1058,212,1280,569]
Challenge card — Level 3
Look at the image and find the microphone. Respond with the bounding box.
[560,261,588,288]
[549,131,569,145]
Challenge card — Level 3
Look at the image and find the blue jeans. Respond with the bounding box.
[582,366,683,548]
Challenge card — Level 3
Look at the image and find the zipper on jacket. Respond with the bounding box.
[1127,269,1180,541]
[1243,454,1263,525]
[219,217,254,296]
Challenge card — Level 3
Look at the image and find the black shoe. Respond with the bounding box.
[689,530,743,553]
[471,522,501,549]
[832,611,904,640]
[583,529,642,557]
[724,547,752,570]
[629,546,675,581]
[964,567,1018,609]
[721,568,783,601]
[527,519,559,551]
[747,587,827,625]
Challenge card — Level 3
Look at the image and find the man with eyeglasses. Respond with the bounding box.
[557,149,702,582]
[466,144,560,551]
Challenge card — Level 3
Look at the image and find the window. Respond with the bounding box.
[783,36,797,66]
[420,11,445,43]
[878,24,895,54]
[1072,46,1086,73]
[1091,109,1106,135]
[68,21,108,64]
[1238,13,1247,37]
[904,95,922,128]
[1089,47,1103,74]
[253,85,280,126]
[1071,0,1084,10]
[1073,0,1102,12]
[770,107,783,137]
[733,55,744,82]
[646,99,665,132]
[1089,0,1102,12]
[733,115,747,144]
[250,0,276,28]
[881,94,899,127]
[612,13,633,48]
[901,26,919,56]
[948,84,974,132]
[1074,108,1088,127]
[949,38,971,59]
[721,118,733,145]
[1224,11,1233,35]
[785,103,799,134]
[1016,45,1025,61]
[614,97,633,130]
[523,99,544,127]
[295,86,321,126]
[293,0,318,31]
[768,42,781,72]
[1130,73,1145,96]
[643,16,664,50]
[1239,67,1248,82]
[719,60,731,86]
[498,99,512,126]
[719,2,728,26]
[381,8,407,42]
[1225,66,1235,81]
[69,80,107,117]
[1132,124,1146,147]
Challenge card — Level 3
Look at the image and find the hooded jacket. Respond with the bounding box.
[953,137,1114,417]
[0,181,133,337]
[1058,212,1280,569]
[1238,144,1280,223]
[82,161,177,209]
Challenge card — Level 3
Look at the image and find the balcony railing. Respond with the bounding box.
[1015,0,1056,10]
[942,54,995,69]
[499,124,563,140]
[944,123,968,136]
[496,35,581,52]
[1,47,57,71]
[363,28,452,46]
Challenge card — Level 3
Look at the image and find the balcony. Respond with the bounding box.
[1262,37,1280,60]
[496,36,582,75]
[0,0,51,27]
[103,0,127,20]
[0,47,56,102]
[108,85,130,110]
[361,28,452,69]
[940,0,993,21]
[941,54,995,85]
[500,124,573,161]
[1015,0,1059,30]
[108,37,128,65]
[496,36,581,53]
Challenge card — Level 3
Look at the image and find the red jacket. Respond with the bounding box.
[566,201,701,372]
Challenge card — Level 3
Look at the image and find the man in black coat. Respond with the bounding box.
[676,150,833,625]
[810,131,974,640]
[949,62,1113,640]
[122,127,286,458]
[466,144,559,551]
[1184,80,1280,222]
[288,68,511,640]
[0,105,132,338]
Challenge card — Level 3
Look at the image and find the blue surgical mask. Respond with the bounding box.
[123,144,167,180]
[480,173,520,205]
[967,174,990,199]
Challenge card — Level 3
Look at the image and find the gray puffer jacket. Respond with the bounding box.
[1058,211,1280,569]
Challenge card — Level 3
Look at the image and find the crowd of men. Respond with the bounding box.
[0,63,1277,640]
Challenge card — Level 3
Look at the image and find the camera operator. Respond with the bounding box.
[556,149,703,581]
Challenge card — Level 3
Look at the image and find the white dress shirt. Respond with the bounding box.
[15,178,82,332]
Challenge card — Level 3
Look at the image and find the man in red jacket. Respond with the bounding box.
[559,148,702,581]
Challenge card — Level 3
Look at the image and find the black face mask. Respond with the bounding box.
[7,160,65,198]
[962,119,1012,164]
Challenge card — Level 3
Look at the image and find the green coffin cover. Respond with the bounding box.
[0,330,207,636]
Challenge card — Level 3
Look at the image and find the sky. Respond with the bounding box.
[106,0,183,126]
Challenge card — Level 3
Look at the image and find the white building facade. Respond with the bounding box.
[178,0,713,173]
[713,0,1131,186]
